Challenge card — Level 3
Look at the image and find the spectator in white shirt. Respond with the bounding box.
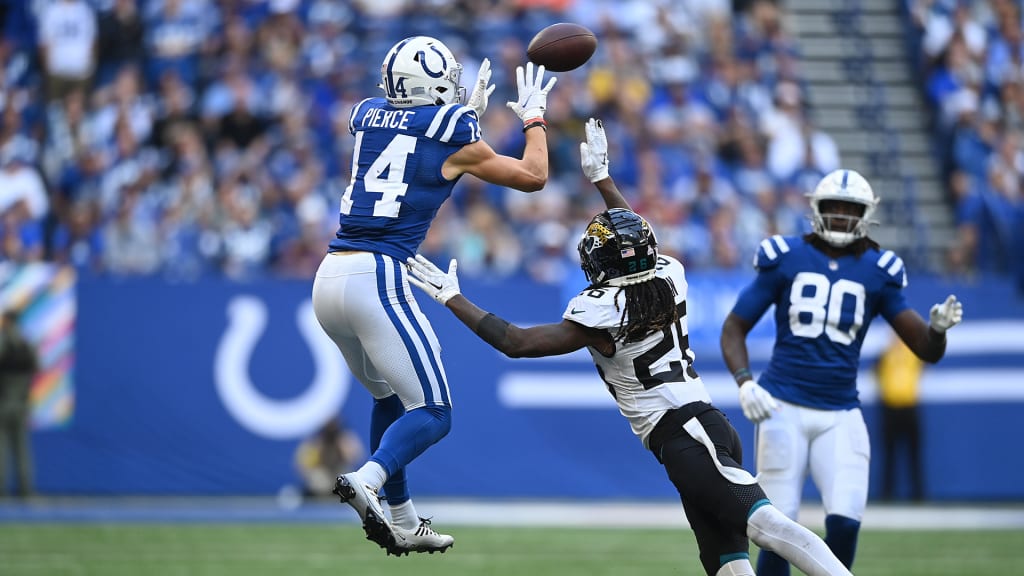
[761,81,840,181]
[38,0,98,102]
[0,152,49,223]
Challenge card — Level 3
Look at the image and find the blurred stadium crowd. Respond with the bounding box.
[0,0,1014,286]
[908,0,1023,280]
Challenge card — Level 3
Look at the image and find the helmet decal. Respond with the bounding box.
[384,37,414,100]
[577,209,658,287]
[583,220,615,248]
[417,46,447,78]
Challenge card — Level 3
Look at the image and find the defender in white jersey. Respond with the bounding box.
[311,35,557,556]
[720,169,964,575]
[407,119,853,576]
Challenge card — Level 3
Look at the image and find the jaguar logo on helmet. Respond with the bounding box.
[578,208,659,287]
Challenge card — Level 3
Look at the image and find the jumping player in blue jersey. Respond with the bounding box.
[408,119,854,576]
[720,169,964,575]
[311,35,557,556]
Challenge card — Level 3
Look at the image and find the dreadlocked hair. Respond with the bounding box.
[612,276,678,343]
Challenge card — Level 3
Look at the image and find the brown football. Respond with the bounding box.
[526,23,597,72]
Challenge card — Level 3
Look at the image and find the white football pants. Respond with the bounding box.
[312,252,451,410]
[754,399,870,522]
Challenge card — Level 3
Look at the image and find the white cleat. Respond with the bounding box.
[388,517,455,556]
[333,473,396,550]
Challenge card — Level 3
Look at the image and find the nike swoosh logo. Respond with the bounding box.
[429,281,443,290]
[570,308,584,314]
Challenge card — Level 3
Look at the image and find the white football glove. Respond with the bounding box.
[467,58,495,118]
[738,380,779,424]
[506,62,557,122]
[929,294,963,333]
[580,118,609,182]
[406,255,461,305]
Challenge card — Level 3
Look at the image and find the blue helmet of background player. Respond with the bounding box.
[577,208,658,287]
[807,169,879,247]
[379,36,465,108]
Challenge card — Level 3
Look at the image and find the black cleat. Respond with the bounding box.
[362,509,397,550]
[333,473,396,550]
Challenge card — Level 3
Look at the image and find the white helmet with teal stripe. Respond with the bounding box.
[379,36,465,108]
[807,169,879,247]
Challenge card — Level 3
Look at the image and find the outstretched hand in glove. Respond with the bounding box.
[579,118,609,183]
[506,62,557,122]
[406,255,461,305]
[467,58,495,118]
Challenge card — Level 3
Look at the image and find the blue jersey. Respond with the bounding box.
[730,235,910,409]
[328,97,482,260]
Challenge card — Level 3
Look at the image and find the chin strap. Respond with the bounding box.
[606,269,657,287]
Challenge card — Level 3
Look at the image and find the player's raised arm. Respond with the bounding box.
[443,62,556,192]
[580,118,631,211]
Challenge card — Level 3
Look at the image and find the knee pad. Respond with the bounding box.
[425,404,452,439]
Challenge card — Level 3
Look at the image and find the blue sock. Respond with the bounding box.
[370,395,409,503]
[756,549,790,576]
[824,514,860,568]
[370,404,452,496]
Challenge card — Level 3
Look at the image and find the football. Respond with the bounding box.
[526,23,597,72]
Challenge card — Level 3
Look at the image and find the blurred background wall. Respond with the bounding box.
[10,264,1022,501]
[0,0,1021,501]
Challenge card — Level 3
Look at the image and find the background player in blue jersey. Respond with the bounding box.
[310,35,557,556]
[407,119,853,576]
[720,168,964,575]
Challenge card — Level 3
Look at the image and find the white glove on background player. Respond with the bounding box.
[739,380,779,423]
[506,62,557,122]
[580,118,609,182]
[406,255,461,305]
[929,294,963,333]
[467,58,495,118]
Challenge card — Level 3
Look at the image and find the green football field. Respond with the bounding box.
[1,524,1021,576]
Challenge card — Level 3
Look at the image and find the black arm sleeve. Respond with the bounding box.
[475,313,511,350]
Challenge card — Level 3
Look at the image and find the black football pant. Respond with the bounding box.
[650,402,768,576]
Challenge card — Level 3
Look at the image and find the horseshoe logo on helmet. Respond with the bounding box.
[417,45,448,78]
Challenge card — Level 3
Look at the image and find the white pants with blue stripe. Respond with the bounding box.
[312,251,451,410]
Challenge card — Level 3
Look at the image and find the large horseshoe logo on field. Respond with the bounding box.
[215,296,348,440]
